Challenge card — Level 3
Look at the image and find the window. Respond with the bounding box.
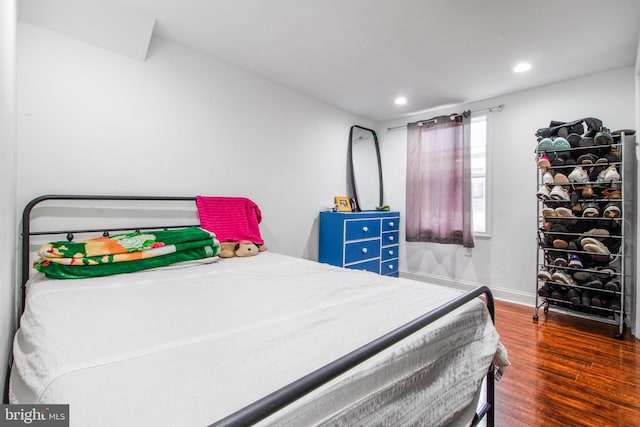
[470,115,488,235]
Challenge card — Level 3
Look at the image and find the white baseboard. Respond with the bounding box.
[400,271,535,308]
[401,271,638,338]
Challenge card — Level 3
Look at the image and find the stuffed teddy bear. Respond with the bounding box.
[219,240,267,258]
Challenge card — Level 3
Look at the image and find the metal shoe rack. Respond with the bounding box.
[533,131,635,339]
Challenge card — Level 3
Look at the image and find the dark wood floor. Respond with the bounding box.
[493,300,640,426]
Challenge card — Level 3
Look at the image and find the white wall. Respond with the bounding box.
[5,22,372,388]
[0,0,17,397]
[378,67,636,309]
[17,23,371,260]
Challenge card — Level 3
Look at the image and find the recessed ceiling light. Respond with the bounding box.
[513,62,532,73]
[394,96,407,105]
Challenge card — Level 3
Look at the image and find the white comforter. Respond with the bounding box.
[11,252,504,427]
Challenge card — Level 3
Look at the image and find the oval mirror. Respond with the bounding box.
[348,125,383,211]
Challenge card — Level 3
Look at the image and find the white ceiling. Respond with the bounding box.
[19,0,640,122]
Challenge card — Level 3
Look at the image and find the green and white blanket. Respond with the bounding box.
[34,227,220,279]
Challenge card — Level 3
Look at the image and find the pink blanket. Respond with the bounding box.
[196,196,264,245]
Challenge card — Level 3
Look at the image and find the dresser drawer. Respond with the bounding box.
[381,245,399,261]
[345,240,380,264]
[318,211,400,278]
[346,259,380,274]
[382,231,399,246]
[382,217,399,232]
[381,259,398,276]
[345,219,380,241]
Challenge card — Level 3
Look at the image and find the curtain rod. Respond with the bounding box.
[386,104,505,132]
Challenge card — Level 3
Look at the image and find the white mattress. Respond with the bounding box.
[10,252,502,426]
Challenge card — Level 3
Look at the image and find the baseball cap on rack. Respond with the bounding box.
[567,133,582,148]
[553,137,571,159]
[537,137,553,154]
[577,136,597,156]
[594,131,613,146]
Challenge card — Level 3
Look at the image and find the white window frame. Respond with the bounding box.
[470,115,490,237]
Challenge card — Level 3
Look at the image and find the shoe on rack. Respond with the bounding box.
[568,239,580,251]
[581,185,594,198]
[552,270,575,285]
[555,207,576,226]
[607,296,621,311]
[581,202,600,218]
[550,224,570,249]
[573,270,592,281]
[602,202,621,218]
[542,171,555,186]
[579,290,593,309]
[538,154,551,169]
[554,206,573,216]
[604,279,620,292]
[601,188,622,200]
[550,185,570,201]
[568,254,583,269]
[594,266,616,279]
[584,278,604,289]
[577,152,598,165]
[553,172,570,185]
[571,203,583,216]
[538,284,553,298]
[590,293,603,307]
[566,288,581,307]
[604,165,621,186]
[553,255,568,267]
[537,185,551,200]
[581,237,610,253]
[537,269,553,282]
[551,289,565,300]
[581,238,612,263]
[581,228,610,239]
[555,205,573,214]
[609,149,622,163]
[568,166,589,184]
[596,165,620,185]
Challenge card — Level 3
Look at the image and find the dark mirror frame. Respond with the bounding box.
[348,125,383,211]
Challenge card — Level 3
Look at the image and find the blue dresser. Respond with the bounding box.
[319,211,400,277]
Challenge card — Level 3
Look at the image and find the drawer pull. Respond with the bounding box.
[362,248,368,254]
[389,250,394,256]
[389,221,395,227]
[388,264,394,270]
[389,236,394,241]
[362,226,369,232]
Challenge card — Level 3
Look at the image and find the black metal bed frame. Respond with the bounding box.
[11,194,496,426]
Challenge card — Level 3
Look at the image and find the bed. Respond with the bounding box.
[6,195,508,427]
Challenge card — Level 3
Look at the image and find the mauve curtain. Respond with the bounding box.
[405,111,474,248]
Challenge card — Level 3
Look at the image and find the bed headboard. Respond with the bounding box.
[20,195,200,313]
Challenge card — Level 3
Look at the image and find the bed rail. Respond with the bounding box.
[20,195,198,315]
[212,285,496,427]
